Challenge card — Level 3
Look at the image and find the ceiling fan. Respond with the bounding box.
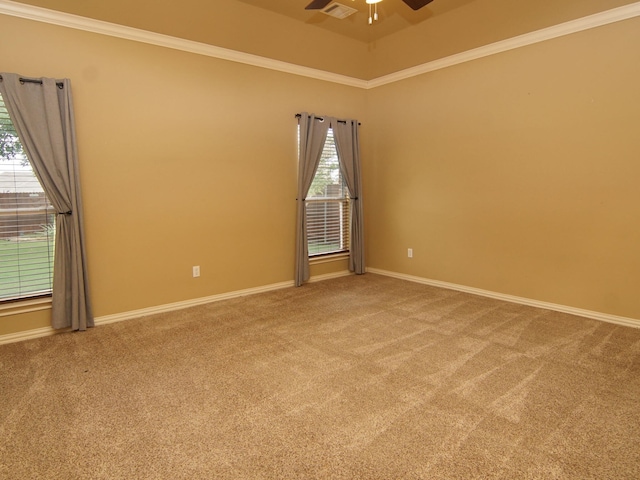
[305,0,434,24]
[306,0,433,11]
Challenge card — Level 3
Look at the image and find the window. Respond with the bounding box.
[0,93,55,301]
[305,128,350,256]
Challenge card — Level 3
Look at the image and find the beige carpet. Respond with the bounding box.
[1,274,639,479]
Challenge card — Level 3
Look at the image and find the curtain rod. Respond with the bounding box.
[0,75,64,89]
[295,114,361,126]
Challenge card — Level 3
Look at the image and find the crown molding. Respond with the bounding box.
[0,0,368,88]
[367,1,640,88]
[1,0,639,88]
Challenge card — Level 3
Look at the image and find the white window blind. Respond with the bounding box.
[306,128,350,256]
[0,93,55,301]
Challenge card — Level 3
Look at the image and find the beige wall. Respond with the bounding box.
[1,9,639,338]
[14,0,637,80]
[11,0,372,79]
[0,14,367,335]
[368,0,638,78]
[366,17,640,319]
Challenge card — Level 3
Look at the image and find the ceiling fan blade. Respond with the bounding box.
[401,0,434,11]
[305,0,333,10]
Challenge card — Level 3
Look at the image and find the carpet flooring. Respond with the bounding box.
[1,273,639,479]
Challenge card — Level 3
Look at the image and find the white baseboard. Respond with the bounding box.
[367,268,640,329]
[5,267,634,345]
[95,270,352,326]
[0,325,67,345]
[94,279,295,327]
[0,270,352,345]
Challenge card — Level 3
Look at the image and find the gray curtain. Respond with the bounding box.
[332,117,365,275]
[0,73,93,330]
[295,113,329,287]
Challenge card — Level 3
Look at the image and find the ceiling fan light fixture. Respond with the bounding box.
[366,0,382,25]
[308,0,431,27]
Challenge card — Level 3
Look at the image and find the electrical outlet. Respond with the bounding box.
[192,265,200,277]
[408,248,413,258]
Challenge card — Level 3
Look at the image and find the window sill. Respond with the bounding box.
[0,297,52,317]
[309,252,349,265]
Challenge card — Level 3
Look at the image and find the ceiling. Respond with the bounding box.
[237,0,473,42]
[5,0,640,79]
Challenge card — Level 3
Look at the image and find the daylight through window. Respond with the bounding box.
[0,93,55,301]
[305,128,350,256]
